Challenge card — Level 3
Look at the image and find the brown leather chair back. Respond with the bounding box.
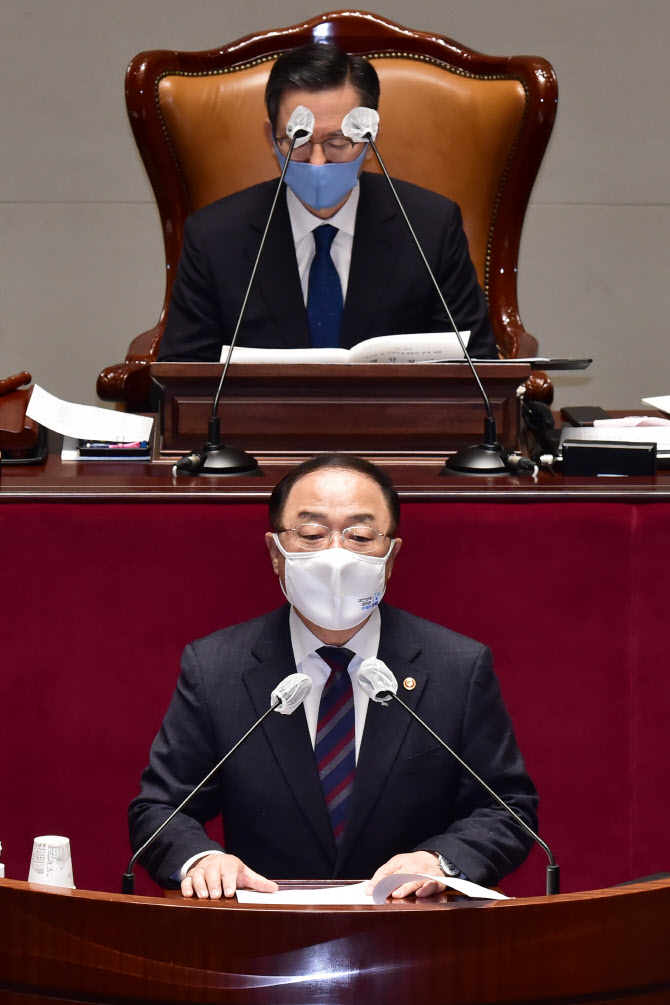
[158,59,526,294]
[98,10,557,409]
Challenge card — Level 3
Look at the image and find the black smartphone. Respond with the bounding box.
[560,406,611,427]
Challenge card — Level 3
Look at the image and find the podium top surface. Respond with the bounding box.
[2,878,670,1005]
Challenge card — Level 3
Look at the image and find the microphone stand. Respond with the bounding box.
[173,129,309,476]
[363,134,511,475]
[122,699,281,894]
[387,689,559,895]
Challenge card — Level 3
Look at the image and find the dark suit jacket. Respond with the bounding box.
[129,604,538,888]
[157,173,497,361]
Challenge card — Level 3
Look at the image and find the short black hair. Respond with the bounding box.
[265,43,380,132]
[269,454,400,534]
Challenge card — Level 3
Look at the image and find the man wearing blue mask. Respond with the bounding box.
[129,454,538,898]
[158,43,498,361]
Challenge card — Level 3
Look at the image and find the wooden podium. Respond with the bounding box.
[151,362,530,462]
[2,877,670,1004]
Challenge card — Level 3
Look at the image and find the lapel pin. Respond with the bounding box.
[403,677,417,691]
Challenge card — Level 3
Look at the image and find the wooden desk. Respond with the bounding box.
[4,447,670,501]
[2,878,670,1004]
[150,361,529,459]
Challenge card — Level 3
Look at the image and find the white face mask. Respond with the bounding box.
[273,534,395,631]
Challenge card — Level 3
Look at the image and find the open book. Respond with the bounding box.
[219,331,470,365]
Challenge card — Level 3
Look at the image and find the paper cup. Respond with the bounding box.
[28,835,75,889]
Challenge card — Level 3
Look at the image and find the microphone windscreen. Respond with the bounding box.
[357,658,398,703]
[341,107,380,143]
[271,672,313,714]
[286,105,315,148]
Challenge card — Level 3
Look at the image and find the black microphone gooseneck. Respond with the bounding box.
[342,109,511,475]
[122,673,312,894]
[357,660,559,896]
[173,109,315,477]
[122,702,278,893]
[392,690,559,895]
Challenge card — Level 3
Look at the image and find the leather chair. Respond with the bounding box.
[97,10,557,410]
[0,371,44,460]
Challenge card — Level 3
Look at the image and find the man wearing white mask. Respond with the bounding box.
[157,43,497,361]
[129,454,538,899]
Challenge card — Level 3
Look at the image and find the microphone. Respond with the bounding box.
[357,658,398,705]
[271,672,313,714]
[172,106,315,477]
[341,108,511,475]
[122,672,312,894]
[357,658,560,895]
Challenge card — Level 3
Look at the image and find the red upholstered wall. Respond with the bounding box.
[1,499,668,898]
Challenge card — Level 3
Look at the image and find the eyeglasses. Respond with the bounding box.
[278,523,390,553]
[274,134,362,163]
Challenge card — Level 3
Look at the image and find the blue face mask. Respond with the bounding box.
[274,142,368,211]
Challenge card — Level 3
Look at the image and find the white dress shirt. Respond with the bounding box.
[288,604,380,761]
[286,184,360,304]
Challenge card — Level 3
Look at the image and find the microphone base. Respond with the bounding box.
[122,872,135,895]
[174,444,262,477]
[546,863,560,896]
[441,442,511,476]
[199,443,261,476]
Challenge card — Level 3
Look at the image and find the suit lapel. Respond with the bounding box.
[247,186,312,349]
[337,607,426,868]
[340,173,400,349]
[246,176,398,351]
[242,607,337,863]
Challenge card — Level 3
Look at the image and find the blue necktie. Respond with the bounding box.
[306,225,343,348]
[315,646,356,845]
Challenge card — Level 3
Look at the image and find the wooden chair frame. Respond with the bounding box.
[97,10,557,410]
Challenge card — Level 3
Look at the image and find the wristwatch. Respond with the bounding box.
[434,852,461,877]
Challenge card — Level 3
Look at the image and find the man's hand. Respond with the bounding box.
[181,853,279,900]
[365,851,447,899]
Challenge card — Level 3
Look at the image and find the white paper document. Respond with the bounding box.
[594,416,670,428]
[642,395,670,417]
[371,873,509,903]
[219,332,469,365]
[26,385,153,443]
[236,881,374,906]
[560,423,670,457]
[235,874,507,906]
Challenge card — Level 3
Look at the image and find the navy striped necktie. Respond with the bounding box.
[315,646,356,845]
[306,225,343,348]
